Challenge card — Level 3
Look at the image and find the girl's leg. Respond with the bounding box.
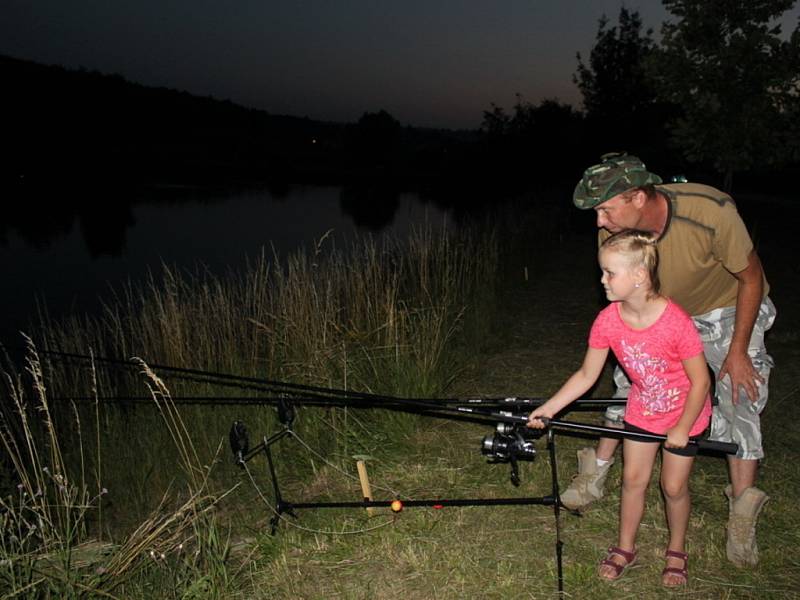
[619,439,660,548]
[599,439,659,579]
[660,450,695,585]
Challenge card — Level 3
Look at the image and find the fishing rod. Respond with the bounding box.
[219,392,737,497]
[44,350,738,454]
[41,348,738,472]
[453,408,738,454]
[252,390,740,456]
[37,348,625,409]
[38,348,384,401]
[39,348,738,596]
[54,393,625,410]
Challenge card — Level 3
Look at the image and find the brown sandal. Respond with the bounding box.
[662,549,688,587]
[599,546,637,581]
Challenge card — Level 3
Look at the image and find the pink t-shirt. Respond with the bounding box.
[589,300,712,436]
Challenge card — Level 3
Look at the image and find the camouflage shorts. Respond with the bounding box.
[605,297,776,460]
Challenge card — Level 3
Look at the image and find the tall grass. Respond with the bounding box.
[25,223,498,526]
[0,222,499,596]
[0,339,233,598]
[42,223,496,392]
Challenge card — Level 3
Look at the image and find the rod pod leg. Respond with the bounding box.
[548,429,564,595]
[262,432,297,534]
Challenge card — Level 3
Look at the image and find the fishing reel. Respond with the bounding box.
[481,421,542,486]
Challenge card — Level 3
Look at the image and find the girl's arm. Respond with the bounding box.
[665,353,711,448]
[527,346,609,428]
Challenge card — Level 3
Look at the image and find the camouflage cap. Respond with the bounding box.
[573,152,662,209]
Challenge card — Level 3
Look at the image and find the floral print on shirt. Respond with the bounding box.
[621,339,681,415]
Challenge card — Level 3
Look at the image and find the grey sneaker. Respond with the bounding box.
[725,485,769,567]
[560,447,614,510]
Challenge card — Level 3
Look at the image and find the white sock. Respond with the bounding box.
[596,458,609,468]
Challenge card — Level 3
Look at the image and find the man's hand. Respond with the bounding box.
[722,251,765,405]
[718,349,763,404]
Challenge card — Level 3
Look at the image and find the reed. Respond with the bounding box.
[0,339,234,598]
[27,223,499,525]
[0,222,497,596]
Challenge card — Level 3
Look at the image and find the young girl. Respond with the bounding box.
[528,230,711,587]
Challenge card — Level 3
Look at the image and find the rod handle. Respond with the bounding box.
[538,417,739,454]
[694,438,738,455]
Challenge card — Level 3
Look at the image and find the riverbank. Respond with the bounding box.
[3,200,797,598]
[248,220,800,599]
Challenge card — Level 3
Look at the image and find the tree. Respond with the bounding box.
[575,7,657,122]
[574,8,674,160]
[480,103,511,138]
[650,0,800,190]
[480,96,584,181]
[349,109,402,168]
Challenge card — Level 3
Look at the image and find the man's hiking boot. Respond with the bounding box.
[560,447,614,510]
[725,485,769,567]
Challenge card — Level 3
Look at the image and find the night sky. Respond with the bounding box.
[3,1,798,130]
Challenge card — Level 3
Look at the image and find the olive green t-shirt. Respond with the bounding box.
[598,182,769,316]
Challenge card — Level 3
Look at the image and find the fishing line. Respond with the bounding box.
[241,460,395,536]
[279,426,400,497]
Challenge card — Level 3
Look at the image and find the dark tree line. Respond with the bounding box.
[486,0,800,192]
[0,54,350,186]
[3,1,799,196]
[0,55,477,190]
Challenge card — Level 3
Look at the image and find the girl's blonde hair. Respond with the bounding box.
[600,230,661,298]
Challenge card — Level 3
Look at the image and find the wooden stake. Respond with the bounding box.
[356,459,375,516]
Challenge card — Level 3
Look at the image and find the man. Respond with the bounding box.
[563,153,775,567]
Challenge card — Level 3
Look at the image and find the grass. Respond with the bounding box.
[2,221,501,598]
[4,196,800,598]
[0,338,236,598]
[234,213,800,599]
[22,222,497,524]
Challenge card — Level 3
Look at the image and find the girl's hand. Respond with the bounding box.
[665,425,689,449]
[527,406,554,429]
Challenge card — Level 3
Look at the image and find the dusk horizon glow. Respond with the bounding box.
[3,1,799,130]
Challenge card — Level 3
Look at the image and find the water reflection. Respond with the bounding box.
[79,201,136,257]
[339,185,401,231]
[1,185,137,257]
[0,183,449,340]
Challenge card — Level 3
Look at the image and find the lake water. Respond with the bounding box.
[0,184,451,341]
